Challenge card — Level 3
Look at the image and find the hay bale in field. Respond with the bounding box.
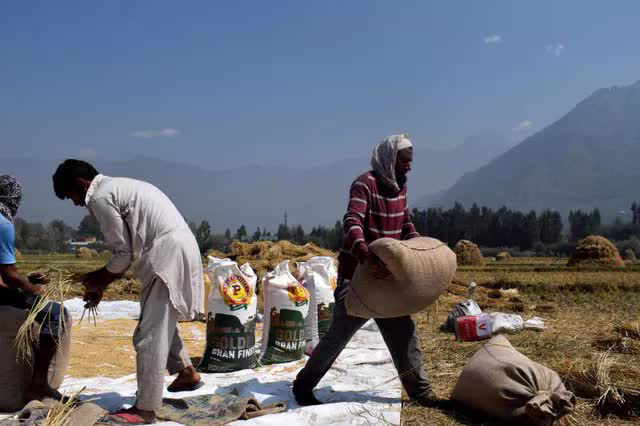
[454,240,485,266]
[75,247,99,258]
[567,235,624,267]
[14,248,23,259]
[496,251,511,262]
[624,248,637,261]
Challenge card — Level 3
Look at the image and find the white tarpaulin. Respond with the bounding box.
[58,300,401,425]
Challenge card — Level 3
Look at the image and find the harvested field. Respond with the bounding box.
[15,252,640,425]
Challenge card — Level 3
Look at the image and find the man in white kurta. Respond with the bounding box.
[53,160,204,423]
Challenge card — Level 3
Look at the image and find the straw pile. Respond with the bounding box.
[496,251,511,262]
[624,248,637,262]
[563,352,640,417]
[208,240,335,280]
[15,248,23,259]
[567,236,624,267]
[454,240,485,266]
[75,247,99,259]
[14,273,73,363]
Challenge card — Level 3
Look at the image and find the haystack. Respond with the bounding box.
[496,251,511,262]
[454,240,485,266]
[14,248,23,259]
[207,240,336,286]
[75,247,99,258]
[624,248,637,262]
[567,236,624,267]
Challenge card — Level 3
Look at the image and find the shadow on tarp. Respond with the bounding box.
[78,392,134,412]
[213,377,399,408]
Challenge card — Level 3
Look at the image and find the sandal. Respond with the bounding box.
[167,380,205,393]
[103,410,155,425]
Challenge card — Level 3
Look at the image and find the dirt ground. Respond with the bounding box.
[17,255,640,425]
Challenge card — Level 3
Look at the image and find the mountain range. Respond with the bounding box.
[427,80,640,222]
[1,131,512,231]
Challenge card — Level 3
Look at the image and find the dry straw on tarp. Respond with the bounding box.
[14,273,73,363]
[567,235,624,267]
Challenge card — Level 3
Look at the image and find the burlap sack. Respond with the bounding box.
[451,334,575,425]
[0,305,72,412]
[345,237,456,318]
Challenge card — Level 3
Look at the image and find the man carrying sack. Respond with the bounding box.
[292,135,435,407]
[0,175,69,402]
[53,160,204,424]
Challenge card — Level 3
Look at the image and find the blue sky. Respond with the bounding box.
[2,1,640,169]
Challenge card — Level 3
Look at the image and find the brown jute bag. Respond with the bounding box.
[451,334,575,426]
[0,305,72,412]
[345,237,456,318]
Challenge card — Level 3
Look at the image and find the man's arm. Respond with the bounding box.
[90,196,133,277]
[83,197,132,300]
[0,263,44,295]
[401,207,420,240]
[343,180,369,262]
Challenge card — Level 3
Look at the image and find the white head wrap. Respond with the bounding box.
[370,134,413,192]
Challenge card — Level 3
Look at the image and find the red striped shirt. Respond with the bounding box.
[338,171,419,279]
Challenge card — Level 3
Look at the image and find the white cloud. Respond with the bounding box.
[484,34,502,44]
[545,44,564,57]
[513,120,533,131]
[131,128,180,139]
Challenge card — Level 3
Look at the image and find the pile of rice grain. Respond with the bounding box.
[567,236,624,267]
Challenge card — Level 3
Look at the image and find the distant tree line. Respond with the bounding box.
[411,202,640,250]
[12,201,640,255]
[411,203,564,250]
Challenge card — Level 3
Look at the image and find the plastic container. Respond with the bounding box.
[455,314,492,341]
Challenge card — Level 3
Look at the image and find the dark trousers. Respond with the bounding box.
[294,278,432,399]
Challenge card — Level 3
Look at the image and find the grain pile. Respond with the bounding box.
[75,247,99,258]
[567,235,624,267]
[454,240,485,266]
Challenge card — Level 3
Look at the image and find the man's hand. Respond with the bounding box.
[28,283,45,295]
[83,288,104,308]
[368,253,393,280]
[354,241,370,264]
[81,267,119,307]
[28,272,50,285]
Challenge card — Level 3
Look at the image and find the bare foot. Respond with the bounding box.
[167,366,202,392]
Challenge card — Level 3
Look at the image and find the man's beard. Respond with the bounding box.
[396,172,407,189]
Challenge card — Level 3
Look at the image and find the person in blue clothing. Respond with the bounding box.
[0,175,69,402]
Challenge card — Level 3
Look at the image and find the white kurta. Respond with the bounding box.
[85,174,204,320]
